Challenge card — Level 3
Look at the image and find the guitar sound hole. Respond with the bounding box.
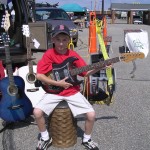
[27,74,36,83]
[8,85,18,95]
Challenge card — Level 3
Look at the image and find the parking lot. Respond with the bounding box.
[0,20,150,150]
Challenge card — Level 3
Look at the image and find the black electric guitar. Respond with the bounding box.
[42,52,144,94]
[0,11,33,122]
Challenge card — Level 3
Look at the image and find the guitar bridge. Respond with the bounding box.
[8,105,23,110]
[27,88,39,92]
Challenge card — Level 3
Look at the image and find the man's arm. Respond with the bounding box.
[36,73,73,89]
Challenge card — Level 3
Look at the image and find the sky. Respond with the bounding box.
[36,0,150,11]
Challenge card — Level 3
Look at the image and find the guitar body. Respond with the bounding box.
[17,65,45,107]
[0,68,18,102]
[43,57,82,94]
[0,76,33,122]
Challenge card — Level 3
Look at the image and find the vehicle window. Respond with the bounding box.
[35,10,50,20]
[35,9,71,21]
[133,16,141,19]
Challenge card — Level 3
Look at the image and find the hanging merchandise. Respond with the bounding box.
[95,18,116,105]
[125,30,149,58]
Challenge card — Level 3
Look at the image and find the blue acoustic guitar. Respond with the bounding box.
[0,11,33,122]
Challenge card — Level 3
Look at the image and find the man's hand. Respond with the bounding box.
[58,77,73,89]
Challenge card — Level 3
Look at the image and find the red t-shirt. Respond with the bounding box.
[0,61,5,80]
[37,48,87,96]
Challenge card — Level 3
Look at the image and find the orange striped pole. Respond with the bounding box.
[89,11,97,53]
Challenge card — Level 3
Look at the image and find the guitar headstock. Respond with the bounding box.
[120,52,145,62]
[0,33,10,44]
[22,25,30,37]
[1,10,10,32]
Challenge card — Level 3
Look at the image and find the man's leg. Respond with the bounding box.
[33,108,52,150]
[82,111,99,150]
[83,111,95,142]
[33,108,46,132]
[85,111,96,135]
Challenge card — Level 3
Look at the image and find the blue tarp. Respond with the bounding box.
[60,3,86,12]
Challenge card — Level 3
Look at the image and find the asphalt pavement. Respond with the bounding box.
[0,19,150,150]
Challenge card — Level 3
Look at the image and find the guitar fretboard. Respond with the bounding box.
[5,43,15,86]
[26,36,34,74]
[70,57,120,76]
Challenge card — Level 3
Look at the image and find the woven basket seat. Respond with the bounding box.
[48,100,77,148]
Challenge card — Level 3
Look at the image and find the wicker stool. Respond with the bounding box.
[48,100,77,148]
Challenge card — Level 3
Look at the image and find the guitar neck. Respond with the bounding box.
[4,44,15,86]
[1,11,14,85]
[70,57,120,76]
[26,36,34,74]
